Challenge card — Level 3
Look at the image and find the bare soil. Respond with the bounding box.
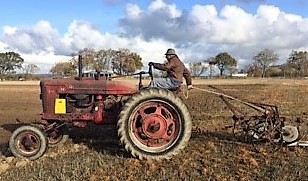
[0,78,308,181]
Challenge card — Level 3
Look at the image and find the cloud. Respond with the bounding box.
[0,19,174,73]
[125,3,142,19]
[1,1,308,73]
[121,2,305,48]
[0,41,10,52]
[60,20,107,55]
[119,2,308,65]
[2,21,60,54]
[20,53,71,74]
[119,0,192,43]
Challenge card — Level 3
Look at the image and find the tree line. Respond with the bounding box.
[188,49,308,78]
[1,48,308,80]
[0,48,143,80]
[50,48,143,77]
[0,52,40,80]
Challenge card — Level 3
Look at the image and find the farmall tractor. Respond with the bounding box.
[9,55,192,160]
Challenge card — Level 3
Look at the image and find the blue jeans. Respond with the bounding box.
[149,77,181,90]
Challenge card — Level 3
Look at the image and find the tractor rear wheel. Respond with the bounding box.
[118,88,192,160]
[9,125,48,160]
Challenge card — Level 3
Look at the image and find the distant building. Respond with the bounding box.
[231,73,248,78]
[82,70,113,80]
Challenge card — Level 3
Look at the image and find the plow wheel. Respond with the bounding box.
[47,126,69,147]
[118,88,192,160]
[9,125,48,160]
[281,125,299,143]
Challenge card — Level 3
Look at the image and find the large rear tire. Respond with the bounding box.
[9,125,48,160]
[118,88,192,160]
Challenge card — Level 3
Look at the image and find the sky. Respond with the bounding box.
[0,0,308,73]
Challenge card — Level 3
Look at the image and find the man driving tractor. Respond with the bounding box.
[148,48,193,90]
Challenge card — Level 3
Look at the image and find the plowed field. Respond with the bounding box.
[0,79,308,181]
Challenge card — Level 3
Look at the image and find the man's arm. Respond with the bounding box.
[152,61,173,71]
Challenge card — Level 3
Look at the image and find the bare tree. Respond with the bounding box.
[204,57,216,78]
[23,64,40,75]
[189,62,207,77]
[21,64,40,79]
[253,49,278,78]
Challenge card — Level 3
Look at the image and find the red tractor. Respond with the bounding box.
[9,55,192,160]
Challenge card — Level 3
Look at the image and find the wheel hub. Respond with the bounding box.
[130,101,180,148]
[18,132,40,154]
[142,115,167,139]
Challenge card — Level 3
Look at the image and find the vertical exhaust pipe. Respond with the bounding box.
[78,54,83,80]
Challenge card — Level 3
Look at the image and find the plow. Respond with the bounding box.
[7,55,308,161]
[192,85,308,150]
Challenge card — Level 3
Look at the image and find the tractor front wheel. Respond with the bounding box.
[118,88,192,160]
[47,126,69,147]
[9,125,48,160]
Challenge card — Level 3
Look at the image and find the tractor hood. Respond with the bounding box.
[40,78,139,95]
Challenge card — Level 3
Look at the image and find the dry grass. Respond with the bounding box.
[1,78,308,180]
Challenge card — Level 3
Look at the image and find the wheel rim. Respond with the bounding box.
[48,129,63,145]
[129,100,181,153]
[282,125,299,143]
[16,131,41,156]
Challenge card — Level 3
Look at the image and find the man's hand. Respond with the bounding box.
[187,85,193,90]
[148,62,154,66]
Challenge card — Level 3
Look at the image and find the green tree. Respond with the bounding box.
[280,63,297,78]
[0,52,24,76]
[73,48,143,75]
[126,52,143,74]
[94,49,114,71]
[287,50,308,77]
[212,52,237,76]
[112,49,143,75]
[253,49,278,78]
[266,66,282,77]
[78,48,96,71]
[50,59,77,77]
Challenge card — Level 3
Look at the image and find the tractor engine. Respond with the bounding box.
[66,94,94,113]
[65,94,129,114]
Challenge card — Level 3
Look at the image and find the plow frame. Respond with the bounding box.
[194,85,307,149]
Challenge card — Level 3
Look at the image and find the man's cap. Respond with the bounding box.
[165,48,176,55]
